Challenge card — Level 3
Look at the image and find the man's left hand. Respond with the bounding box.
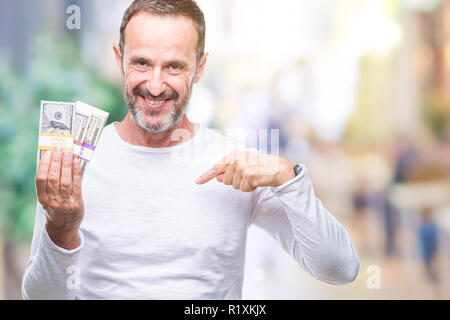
[195,149,296,192]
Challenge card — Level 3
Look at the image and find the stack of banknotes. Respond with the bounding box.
[37,100,110,177]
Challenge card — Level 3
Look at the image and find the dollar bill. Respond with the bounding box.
[76,101,109,176]
[74,107,91,143]
[38,101,75,160]
[73,102,92,159]
[37,100,109,178]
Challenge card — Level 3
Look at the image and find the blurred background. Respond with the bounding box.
[1,0,449,299]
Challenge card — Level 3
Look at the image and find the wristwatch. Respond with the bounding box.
[293,164,302,177]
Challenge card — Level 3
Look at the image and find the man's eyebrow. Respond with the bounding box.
[129,55,152,63]
[164,59,188,68]
[128,55,188,67]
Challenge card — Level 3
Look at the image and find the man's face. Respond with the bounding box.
[115,12,205,133]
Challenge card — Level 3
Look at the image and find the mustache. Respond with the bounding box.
[132,85,179,100]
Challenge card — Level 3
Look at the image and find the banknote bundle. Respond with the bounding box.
[38,100,109,177]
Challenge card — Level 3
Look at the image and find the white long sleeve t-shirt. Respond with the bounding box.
[22,123,360,299]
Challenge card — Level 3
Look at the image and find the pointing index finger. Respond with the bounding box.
[195,150,241,185]
[196,162,228,185]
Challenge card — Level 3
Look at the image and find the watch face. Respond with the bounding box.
[294,164,302,176]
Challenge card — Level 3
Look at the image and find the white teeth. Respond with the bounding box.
[144,97,165,105]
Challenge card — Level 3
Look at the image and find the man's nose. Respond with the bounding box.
[145,67,166,97]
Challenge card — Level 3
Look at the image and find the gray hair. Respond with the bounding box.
[119,0,206,63]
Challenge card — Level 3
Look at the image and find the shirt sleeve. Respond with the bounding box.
[248,164,360,285]
[22,202,84,300]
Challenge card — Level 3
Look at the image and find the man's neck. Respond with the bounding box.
[115,113,198,148]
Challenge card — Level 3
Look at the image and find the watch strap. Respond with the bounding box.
[293,164,302,176]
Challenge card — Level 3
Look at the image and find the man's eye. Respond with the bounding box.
[169,64,182,71]
[136,60,147,67]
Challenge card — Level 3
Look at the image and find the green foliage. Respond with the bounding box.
[0,33,125,243]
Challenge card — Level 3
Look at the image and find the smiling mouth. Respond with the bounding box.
[141,96,171,109]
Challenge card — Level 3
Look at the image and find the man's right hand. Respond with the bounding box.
[36,146,84,250]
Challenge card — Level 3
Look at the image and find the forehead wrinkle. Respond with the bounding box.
[123,12,198,63]
[128,52,190,67]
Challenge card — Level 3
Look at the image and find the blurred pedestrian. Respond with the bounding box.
[417,206,439,284]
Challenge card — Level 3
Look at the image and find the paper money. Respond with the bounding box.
[38,101,75,159]
[37,100,109,177]
[76,101,109,176]
[72,102,94,160]
[73,104,92,158]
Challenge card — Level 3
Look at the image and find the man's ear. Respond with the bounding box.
[193,52,208,84]
[113,43,124,75]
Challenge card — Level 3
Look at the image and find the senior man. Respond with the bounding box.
[22,0,360,299]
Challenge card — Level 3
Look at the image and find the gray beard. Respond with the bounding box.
[131,100,184,134]
[125,83,193,134]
